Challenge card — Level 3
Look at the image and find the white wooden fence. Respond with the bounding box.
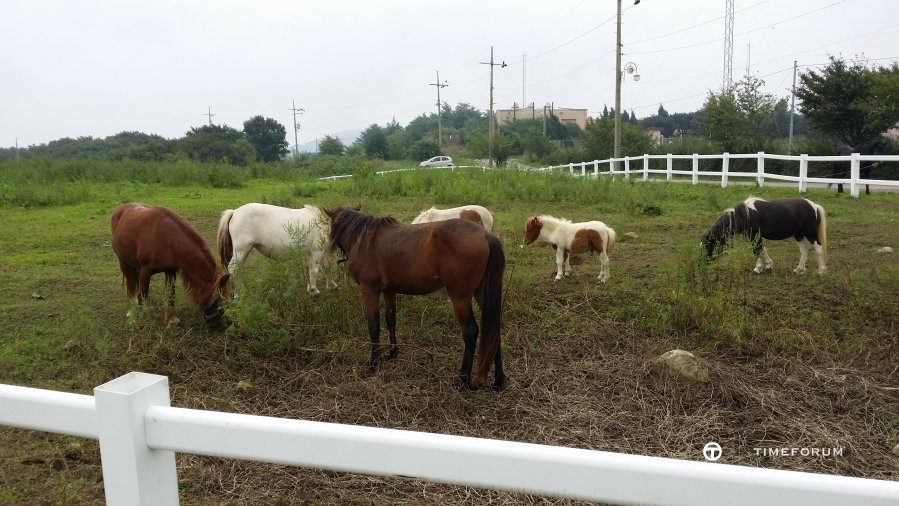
[538,152,899,197]
[319,152,899,198]
[3,372,899,505]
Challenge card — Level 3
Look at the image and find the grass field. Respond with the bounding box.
[1,166,897,504]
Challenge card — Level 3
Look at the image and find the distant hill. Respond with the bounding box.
[295,129,362,153]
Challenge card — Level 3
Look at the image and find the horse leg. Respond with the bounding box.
[163,273,181,326]
[563,250,573,277]
[361,288,383,375]
[598,250,611,283]
[306,249,322,295]
[383,292,399,360]
[552,246,565,280]
[793,240,809,274]
[751,239,772,273]
[451,298,479,389]
[226,248,247,298]
[492,342,505,392]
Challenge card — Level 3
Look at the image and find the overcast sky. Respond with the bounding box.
[3,0,897,150]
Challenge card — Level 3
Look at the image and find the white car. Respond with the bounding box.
[419,156,454,168]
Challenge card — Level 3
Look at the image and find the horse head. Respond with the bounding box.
[324,205,361,261]
[202,272,231,331]
[522,216,542,245]
[700,211,733,261]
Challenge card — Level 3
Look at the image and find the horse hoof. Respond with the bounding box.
[454,376,474,391]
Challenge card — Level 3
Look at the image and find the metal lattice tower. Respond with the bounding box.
[723,0,734,89]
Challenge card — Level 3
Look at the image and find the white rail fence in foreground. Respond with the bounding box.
[3,372,899,505]
[319,152,899,198]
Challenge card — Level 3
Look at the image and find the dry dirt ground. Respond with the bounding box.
[2,195,898,505]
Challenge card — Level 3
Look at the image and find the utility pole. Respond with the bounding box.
[428,71,449,153]
[480,46,506,168]
[723,0,734,89]
[289,100,305,157]
[613,0,623,170]
[788,60,797,155]
[614,0,640,170]
[522,53,527,110]
[204,106,215,126]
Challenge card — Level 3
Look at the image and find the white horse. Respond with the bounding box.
[522,214,616,282]
[217,203,335,294]
[411,205,495,232]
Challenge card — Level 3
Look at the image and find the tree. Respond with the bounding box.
[795,56,899,144]
[520,125,553,159]
[358,124,388,159]
[582,117,651,160]
[318,135,345,156]
[701,76,783,152]
[179,124,255,165]
[243,116,288,162]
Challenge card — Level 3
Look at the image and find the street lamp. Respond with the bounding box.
[624,61,640,82]
[480,46,506,168]
[613,0,641,170]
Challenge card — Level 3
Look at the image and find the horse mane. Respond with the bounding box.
[537,214,571,225]
[155,206,222,302]
[328,207,402,255]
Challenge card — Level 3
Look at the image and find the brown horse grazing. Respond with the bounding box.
[325,206,506,390]
[110,202,231,331]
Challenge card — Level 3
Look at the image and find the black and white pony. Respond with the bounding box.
[700,197,827,274]
[831,139,886,195]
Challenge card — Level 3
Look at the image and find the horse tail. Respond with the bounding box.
[605,226,617,255]
[815,203,828,265]
[217,209,235,267]
[476,233,506,383]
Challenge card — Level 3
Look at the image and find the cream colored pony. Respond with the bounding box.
[217,203,335,294]
[412,205,495,232]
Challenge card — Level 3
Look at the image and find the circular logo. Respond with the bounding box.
[703,442,722,461]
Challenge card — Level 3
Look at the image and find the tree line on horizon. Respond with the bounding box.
[2,56,896,168]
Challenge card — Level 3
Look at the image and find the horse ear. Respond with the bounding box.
[353,204,361,211]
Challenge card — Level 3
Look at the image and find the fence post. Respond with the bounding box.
[593,160,599,177]
[666,154,673,181]
[624,157,631,179]
[642,154,649,181]
[756,152,765,187]
[850,153,861,197]
[798,154,808,193]
[569,162,574,176]
[94,373,179,506]
[691,154,699,185]
[721,153,730,188]
[580,162,586,177]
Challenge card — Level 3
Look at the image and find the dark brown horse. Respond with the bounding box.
[831,139,886,194]
[111,202,231,330]
[325,206,506,390]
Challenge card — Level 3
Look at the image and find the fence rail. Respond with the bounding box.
[532,152,899,197]
[318,152,899,197]
[3,372,899,505]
